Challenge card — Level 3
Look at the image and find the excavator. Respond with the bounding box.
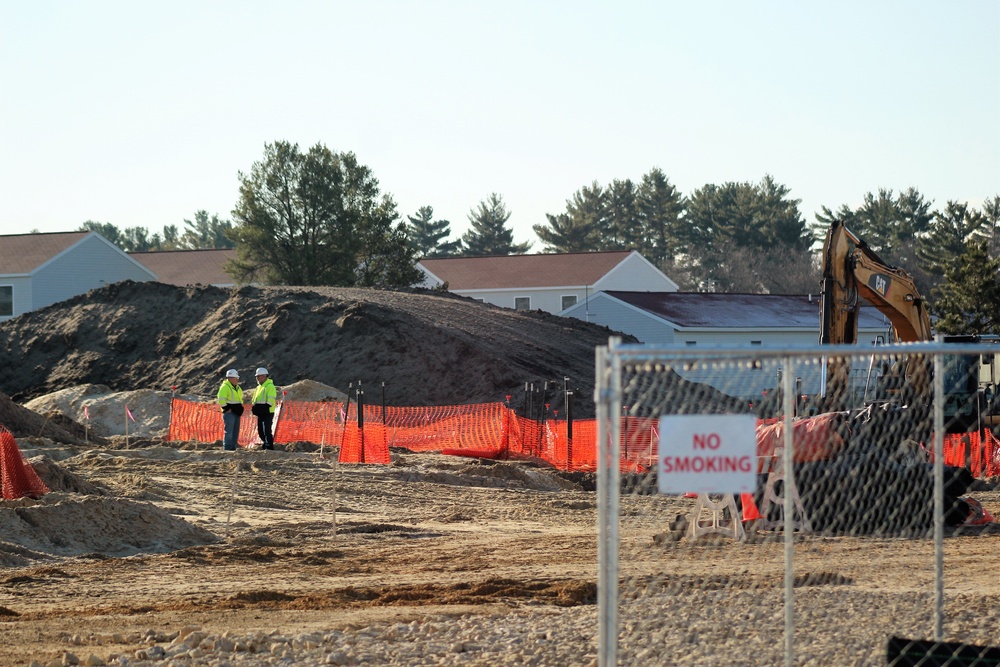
[818,219,995,433]
[764,220,987,533]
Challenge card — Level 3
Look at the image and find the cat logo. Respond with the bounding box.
[869,273,892,297]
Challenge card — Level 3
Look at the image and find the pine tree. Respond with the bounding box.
[460,194,532,256]
[604,179,641,250]
[917,201,987,279]
[932,240,1000,335]
[406,206,460,257]
[533,182,603,252]
[635,168,685,265]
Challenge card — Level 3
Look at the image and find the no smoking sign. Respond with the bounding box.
[657,415,756,494]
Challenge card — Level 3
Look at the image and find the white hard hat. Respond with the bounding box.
[255,367,269,376]
[226,369,240,378]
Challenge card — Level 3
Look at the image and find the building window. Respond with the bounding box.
[561,295,578,310]
[514,297,530,311]
[0,286,11,316]
[685,341,696,346]
[751,340,762,346]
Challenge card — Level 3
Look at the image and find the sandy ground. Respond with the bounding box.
[1,438,601,667]
[1,387,999,666]
[1,431,999,666]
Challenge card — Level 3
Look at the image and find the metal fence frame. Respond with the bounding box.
[594,337,996,666]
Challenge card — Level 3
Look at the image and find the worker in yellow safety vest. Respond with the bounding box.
[251,367,277,450]
[217,369,244,451]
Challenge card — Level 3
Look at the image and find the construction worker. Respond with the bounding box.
[217,369,244,451]
[251,367,277,450]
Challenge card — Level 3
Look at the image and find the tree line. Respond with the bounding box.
[77,140,999,334]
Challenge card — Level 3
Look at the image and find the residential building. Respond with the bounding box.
[416,250,678,314]
[0,231,155,321]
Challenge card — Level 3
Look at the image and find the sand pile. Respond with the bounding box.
[0,392,88,445]
[280,379,348,402]
[24,384,205,438]
[0,494,219,567]
[21,381,351,440]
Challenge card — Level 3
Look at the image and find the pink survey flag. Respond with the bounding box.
[84,405,90,421]
[126,405,136,422]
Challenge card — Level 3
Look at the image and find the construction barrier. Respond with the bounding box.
[168,398,1000,478]
[0,425,50,500]
[942,430,1000,478]
[168,398,605,471]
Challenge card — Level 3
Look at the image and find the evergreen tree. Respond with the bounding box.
[406,206,460,257]
[812,187,933,259]
[685,175,809,291]
[79,221,123,246]
[604,178,641,250]
[161,224,180,249]
[533,182,603,252]
[181,211,235,249]
[635,168,685,265]
[917,201,987,280]
[932,239,1000,335]
[460,193,532,256]
[355,197,423,287]
[980,195,1000,258]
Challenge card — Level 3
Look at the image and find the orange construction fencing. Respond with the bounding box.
[0,424,49,500]
[942,430,1000,478]
[168,399,264,449]
[168,399,1000,478]
[168,397,600,471]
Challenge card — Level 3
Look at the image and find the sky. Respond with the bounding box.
[1,1,998,249]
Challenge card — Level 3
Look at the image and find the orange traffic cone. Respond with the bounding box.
[741,492,762,522]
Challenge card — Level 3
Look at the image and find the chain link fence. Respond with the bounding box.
[596,338,1000,666]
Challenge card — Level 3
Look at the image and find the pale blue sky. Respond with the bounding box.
[1,1,998,248]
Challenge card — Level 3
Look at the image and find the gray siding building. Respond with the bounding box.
[417,250,678,314]
[0,231,156,321]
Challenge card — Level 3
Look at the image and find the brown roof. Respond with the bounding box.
[0,231,89,274]
[130,248,238,286]
[419,251,635,290]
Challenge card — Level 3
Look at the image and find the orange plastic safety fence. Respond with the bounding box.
[339,421,390,465]
[942,431,1000,478]
[525,418,599,473]
[379,403,510,454]
[621,416,659,472]
[278,400,344,446]
[0,425,49,500]
[168,397,604,470]
[168,399,269,449]
[985,430,1000,477]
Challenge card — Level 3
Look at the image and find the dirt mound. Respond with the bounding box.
[27,455,109,495]
[0,494,219,565]
[0,281,632,416]
[281,379,348,402]
[0,393,89,445]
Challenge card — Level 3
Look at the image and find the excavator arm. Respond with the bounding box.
[819,219,932,346]
[819,220,933,410]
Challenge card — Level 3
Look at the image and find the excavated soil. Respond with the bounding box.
[0,281,630,414]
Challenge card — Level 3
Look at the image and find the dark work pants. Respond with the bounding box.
[257,412,274,449]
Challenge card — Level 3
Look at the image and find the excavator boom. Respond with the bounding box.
[819,219,932,345]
